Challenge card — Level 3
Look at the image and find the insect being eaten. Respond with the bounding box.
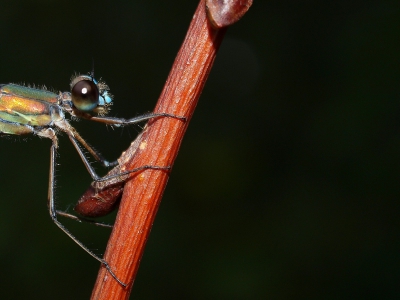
[0,71,185,286]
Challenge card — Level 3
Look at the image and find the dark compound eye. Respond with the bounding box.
[71,79,99,112]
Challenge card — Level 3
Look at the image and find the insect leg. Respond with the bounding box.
[46,136,127,286]
[68,134,170,183]
[55,210,113,228]
[86,112,186,127]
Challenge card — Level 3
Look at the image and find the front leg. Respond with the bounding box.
[81,112,186,126]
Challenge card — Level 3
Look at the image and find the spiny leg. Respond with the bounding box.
[56,210,113,228]
[68,127,117,168]
[69,112,185,168]
[45,133,127,287]
[39,127,112,227]
[68,134,171,183]
[85,112,186,127]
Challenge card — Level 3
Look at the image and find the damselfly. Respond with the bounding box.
[0,72,184,285]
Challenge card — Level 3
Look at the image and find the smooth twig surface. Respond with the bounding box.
[90,0,250,298]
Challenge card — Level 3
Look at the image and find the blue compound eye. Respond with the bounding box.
[71,79,99,112]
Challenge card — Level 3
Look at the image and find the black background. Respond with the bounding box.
[0,0,399,299]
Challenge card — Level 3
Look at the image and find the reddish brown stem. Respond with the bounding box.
[90,0,251,298]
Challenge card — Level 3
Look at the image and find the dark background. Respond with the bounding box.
[0,0,399,299]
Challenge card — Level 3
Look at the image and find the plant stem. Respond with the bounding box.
[90,0,251,298]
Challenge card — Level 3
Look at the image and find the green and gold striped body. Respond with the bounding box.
[0,84,60,135]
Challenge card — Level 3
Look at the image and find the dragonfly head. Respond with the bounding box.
[68,74,113,115]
